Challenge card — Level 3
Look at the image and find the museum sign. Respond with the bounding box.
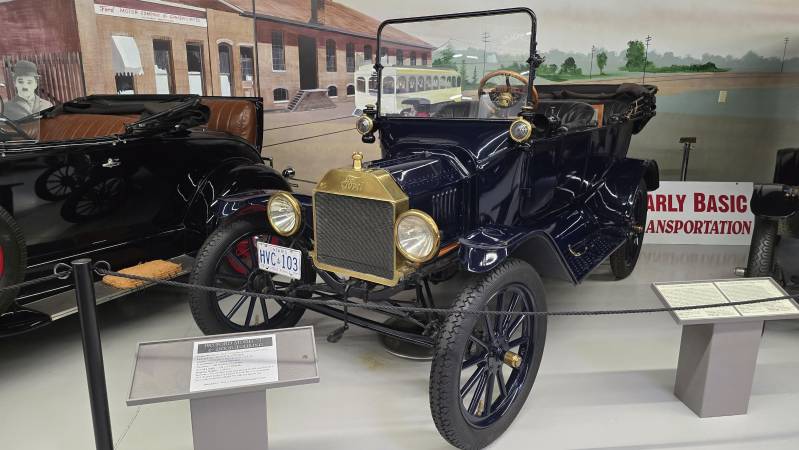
[644,181,755,245]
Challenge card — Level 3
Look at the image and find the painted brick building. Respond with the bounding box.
[0,0,432,110]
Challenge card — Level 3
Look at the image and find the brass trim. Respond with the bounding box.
[503,351,522,369]
[437,242,459,257]
[267,191,302,236]
[355,115,374,135]
[312,165,410,286]
[509,117,533,143]
[394,209,441,263]
[352,152,363,171]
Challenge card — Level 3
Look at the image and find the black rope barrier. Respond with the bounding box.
[93,265,799,318]
[0,267,72,294]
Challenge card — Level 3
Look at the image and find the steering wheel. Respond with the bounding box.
[478,70,539,110]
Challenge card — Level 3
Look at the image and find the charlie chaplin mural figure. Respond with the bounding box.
[4,60,53,120]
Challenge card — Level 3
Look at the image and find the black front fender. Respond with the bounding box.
[751,183,799,219]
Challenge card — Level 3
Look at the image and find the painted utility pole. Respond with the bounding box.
[781,37,789,73]
[589,45,596,80]
[642,35,652,83]
[481,32,490,75]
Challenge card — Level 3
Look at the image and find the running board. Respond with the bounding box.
[25,255,194,321]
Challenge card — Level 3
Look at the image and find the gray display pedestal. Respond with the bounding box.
[652,278,799,418]
[127,326,319,450]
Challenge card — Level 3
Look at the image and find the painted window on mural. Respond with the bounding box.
[397,76,407,93]
[346,84,355,96]
[271,31,285,71]
[153,39,174,94]
[326,39,337,72]
[346,43,355,72]
[327,85,338,97]
[396,49,404,66]
[380,47,388,64]
[111,35,143,95]
[273,87,288,102]
[363,45,373,62]
[218,43,234,96]
[421,52,428,66]
[186,42,204,95]
[356,77,366,92]
[410,51,416,66]
[382,76,394,94]
[240,46,254,82]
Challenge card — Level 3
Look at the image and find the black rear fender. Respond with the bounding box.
[751,184,799,219]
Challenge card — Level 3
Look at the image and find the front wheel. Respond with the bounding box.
[610,179,648,280]
[189,214,314,335]
[429,259,547,450]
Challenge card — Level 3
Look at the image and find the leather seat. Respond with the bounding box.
[30,114,138,142]
[536,100,595,129]
[200,99,257,145]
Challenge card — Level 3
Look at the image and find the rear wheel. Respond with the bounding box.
[610,179,647,280]
[429,259,547,450]
[0,206,26,313]
[746,217,778,277]
[189,214,314,335]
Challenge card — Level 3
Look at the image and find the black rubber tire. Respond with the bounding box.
[746,217,778,277]
[429,258,547,450]
[0,206,27,313]
[189,214,311,335]
[610,179,648,280]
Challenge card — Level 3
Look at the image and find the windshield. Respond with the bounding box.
[373,10,535,120]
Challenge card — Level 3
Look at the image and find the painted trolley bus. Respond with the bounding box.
[354,65,462,116]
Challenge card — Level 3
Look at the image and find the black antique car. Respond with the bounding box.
[188,8,658,449]
[0,93,288,335]
[745,148,799,287]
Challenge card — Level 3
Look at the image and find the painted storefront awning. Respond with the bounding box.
[111,35,143,75]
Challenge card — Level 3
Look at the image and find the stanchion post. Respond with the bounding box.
[678,137,696,181]
[72,258,114,450]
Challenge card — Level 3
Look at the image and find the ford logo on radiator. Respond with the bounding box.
[340,175,363,192]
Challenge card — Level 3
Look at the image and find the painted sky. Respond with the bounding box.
[336,0,797,58]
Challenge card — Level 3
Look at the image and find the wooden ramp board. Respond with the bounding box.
[26,255,194,321]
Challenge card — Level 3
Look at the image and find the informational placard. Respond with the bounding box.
[655,282,740,321]
[190,335,278,393]
[644,181,754,245]
[715,280,799,317]
[652,278,799,324]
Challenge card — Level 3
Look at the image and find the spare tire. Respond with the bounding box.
[0,206,26,313]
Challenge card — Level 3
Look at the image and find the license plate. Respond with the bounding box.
[256,241,302,280]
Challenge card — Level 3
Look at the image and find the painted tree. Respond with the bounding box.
[459,58,467,86]
[560,57,577,74]
[472,66,478,85]
[433,46,455,67]
[624,40,653,71]
[596,51,608,75]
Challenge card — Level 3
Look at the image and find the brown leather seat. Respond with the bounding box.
[200,98,257,145]
[30,114,138,142]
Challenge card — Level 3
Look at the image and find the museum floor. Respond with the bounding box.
[1,244,797,450]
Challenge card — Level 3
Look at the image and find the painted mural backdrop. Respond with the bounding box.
[1,0,796,188]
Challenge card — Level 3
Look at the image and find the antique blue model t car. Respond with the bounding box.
[188,8,658,449]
